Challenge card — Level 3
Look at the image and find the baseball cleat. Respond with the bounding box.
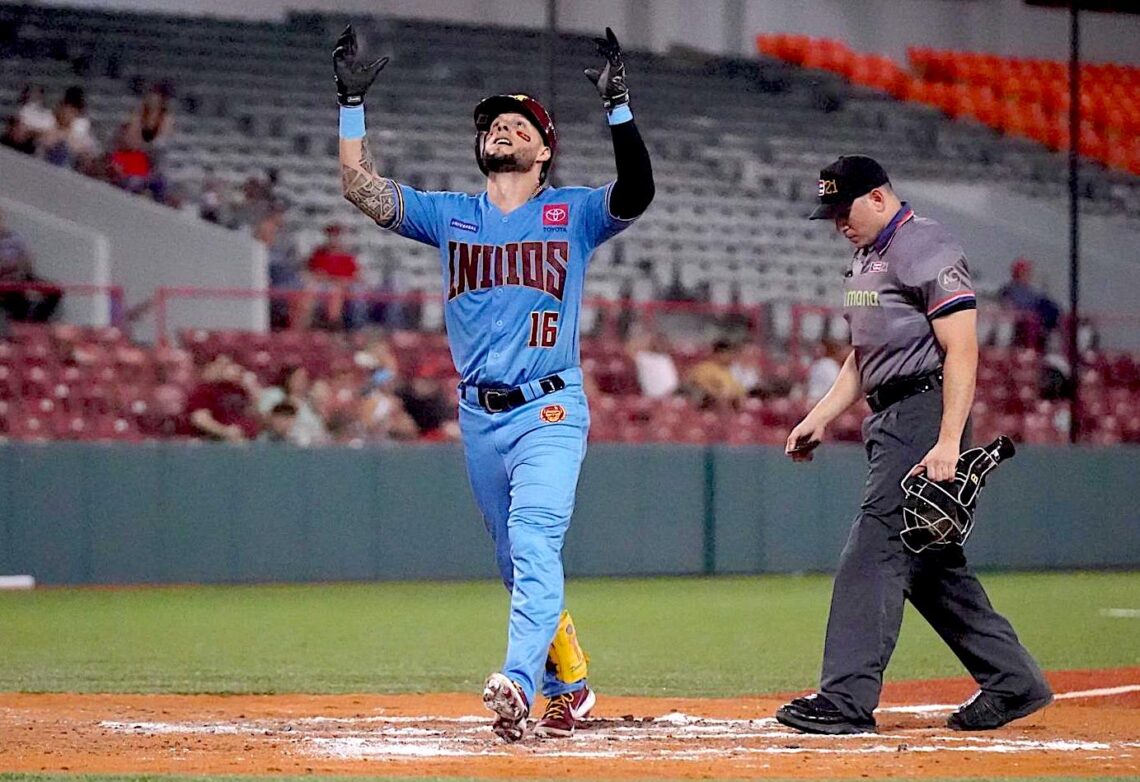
[482,672,530,742]
[534,684,596,738]
[947,688,1054,731]
[775,693,876,735]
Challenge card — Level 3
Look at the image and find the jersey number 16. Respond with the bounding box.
[528,311,559,348]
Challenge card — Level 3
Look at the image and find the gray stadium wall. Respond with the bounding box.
[0,196,112,326]
[0,147,266,342]
[1,442,1136,586]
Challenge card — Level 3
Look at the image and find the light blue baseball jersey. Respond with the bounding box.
[389,183,634,387]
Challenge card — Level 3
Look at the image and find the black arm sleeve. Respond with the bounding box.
[608,119,654,220]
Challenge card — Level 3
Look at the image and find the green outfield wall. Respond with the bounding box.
[1,442,1136,585]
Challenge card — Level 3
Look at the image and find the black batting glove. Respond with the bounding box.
[584,27,629,111]
[333,24,388,107]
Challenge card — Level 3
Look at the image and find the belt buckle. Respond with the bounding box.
[481,389,509,413]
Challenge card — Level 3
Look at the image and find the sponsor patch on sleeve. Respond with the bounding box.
[937,266,964,292]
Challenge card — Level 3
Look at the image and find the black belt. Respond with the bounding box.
[459,373,566,414]
[866,370,943,413]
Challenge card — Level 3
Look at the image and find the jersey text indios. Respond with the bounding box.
[386,182,634,387]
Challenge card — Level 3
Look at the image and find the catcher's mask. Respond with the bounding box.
[900,435,1016,554]
[473,93,557,184]
[900,474,976,554]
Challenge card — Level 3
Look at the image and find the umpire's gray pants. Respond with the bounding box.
[819,389,1049,723]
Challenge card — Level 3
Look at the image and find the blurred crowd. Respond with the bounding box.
[175,336,459,447]
[2,82,175,203]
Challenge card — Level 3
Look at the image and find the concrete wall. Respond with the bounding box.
[0,147,266,341]
[2,442,1136,586]
[38,0,1140,63]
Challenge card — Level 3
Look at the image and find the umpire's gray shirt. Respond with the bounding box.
[843,204,977,394]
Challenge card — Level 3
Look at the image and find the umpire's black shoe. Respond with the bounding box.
[775,693,876,735]
[947,689,1054,731]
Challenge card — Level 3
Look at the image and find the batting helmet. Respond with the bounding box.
[473,93,558,184]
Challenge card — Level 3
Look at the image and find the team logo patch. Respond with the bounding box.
[449,218,479,233]
[867,261,889,273]
[540,404,567,423]
[543,204,569,227]
[938,266,963,292]
[818,178,838,197]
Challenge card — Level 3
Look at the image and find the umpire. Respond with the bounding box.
[775,156,1053,734]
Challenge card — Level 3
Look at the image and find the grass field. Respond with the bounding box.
[1,571,1138,696]
[2,571,1138,782]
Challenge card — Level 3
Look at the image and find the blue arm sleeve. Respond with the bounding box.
[578,183,638,248]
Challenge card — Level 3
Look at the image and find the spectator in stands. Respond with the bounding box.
[0,208,62,323]
[1,114,37,155]
[257,204,303,329]
[183,355,260,442]
[229,174,276,230]
[729,341,764,397]
[260,400,299,443]
[353,335,401,389]
[1,85,54,155]
[627,330,679,399]
[297,223,360,330]
[198,167,228,224]
[108,84,174,203]
[806,340,843,403]
[396,356,459,441]
[999,258,1060,348]
[685,339,746,409]
[108,123,164,201]
[17,85,55,138]
[1039,332,1072,401]
[39,86,99,172]
[126,84,175,150]
[257,364,328,446]
[356,386,420,442]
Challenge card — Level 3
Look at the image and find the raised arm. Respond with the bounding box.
[334,25,401,228]
[585,27,654,220]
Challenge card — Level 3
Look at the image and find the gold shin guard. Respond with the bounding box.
[546,609,589,684]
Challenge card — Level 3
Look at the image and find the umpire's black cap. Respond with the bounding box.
[808,155,891,220]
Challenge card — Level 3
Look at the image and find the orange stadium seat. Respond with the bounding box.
[769,38,1138,173]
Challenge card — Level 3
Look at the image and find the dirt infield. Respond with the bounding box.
[1,668,1137,779]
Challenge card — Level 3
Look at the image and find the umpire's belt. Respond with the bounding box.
[458,370,575,414]
[866,369,943,413]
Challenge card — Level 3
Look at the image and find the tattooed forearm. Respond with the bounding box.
[359,137,377,176]
[342,169,401,227]
[340,136,401,228]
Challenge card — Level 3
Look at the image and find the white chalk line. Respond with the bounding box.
[1100,608,1140,619]
[1056,684,1140,700]
[97,682,1140,762]
[879,683,1140,714]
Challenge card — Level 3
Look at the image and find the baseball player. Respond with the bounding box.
[334,26,653,741]
[775,156,1052,734]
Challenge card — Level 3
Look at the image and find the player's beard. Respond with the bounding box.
[483,147,535,175]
